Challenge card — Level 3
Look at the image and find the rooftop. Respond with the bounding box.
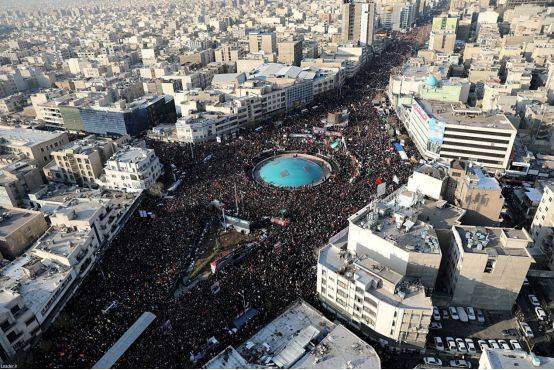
[349,187,464,253]
[481,349,554,369]
[0,254,72,315]
[0,125,66,148]
[108,146,153,164]
[416,99,516,131]
[34,226,89,259]
[204,300,380,369]
[454,225,533,258]
[0,207,43,239]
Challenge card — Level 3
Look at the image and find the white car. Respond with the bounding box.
[434,337,445,351]
[450,360,472,368]
[467,307,476,320]
[449,306,460,320]
[528,294,541,307]
[488,340,500,349]
[523,277,530,286]
[424,357,443,366]
[510,339,523,351]
[478,340,489,351]
[520,322,534,338]
[446,337,457,352]
[535,307,547,321]
[456,338,467,352]
[476,309,485,323]
[465,338,477,353]
[498,340,510,350]
[433,306,441,321]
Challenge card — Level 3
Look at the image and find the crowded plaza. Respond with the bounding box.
[26,36,422,368]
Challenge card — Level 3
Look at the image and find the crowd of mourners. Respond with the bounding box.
[28,35,424,369]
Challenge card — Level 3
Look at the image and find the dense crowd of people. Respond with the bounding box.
[27,35,424,369]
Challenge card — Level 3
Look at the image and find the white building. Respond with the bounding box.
[100,146,163,192]
[317,186,464,347]
[406,99,517,170]
[530,183,554,270]
[479,349,554,369]
[204,300,381,369]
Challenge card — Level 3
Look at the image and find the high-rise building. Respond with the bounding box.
[341,0,376,46]
[530,183,554,270]
[277,40,303,66]
[248,32,277,55]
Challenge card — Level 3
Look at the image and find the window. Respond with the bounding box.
[0,321,10,332]
[337,280,348,289]
[6,331,18,343]
[10,305,20,316]
[337,289,348,299]
[484,258,495,273]
[25,317,35,327]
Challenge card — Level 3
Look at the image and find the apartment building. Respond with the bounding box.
[317,186,466,347]
[443,225,534,310]
[0,206,48,260]
[248,32,277,55]
[0,126,69,169]
[277,40,303,66]
[530,183,554,270]
[44,136,119,187]
[406,98,517,170]
[204,300,381,369]
[341,0,376,46]
[0,190,139,359]
[445,161,505,226]
[0,160,44,208]
[100,146,163,192]
[214,45,242,63]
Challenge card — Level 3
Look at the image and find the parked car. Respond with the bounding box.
[535,307,547,321]
[467,307,476,321]
[498,340,511,350]
[488,340,500,349]
[509,339,523,351]
[477,340,489,351]
[520,322,534,338]
[456,338,467,352]
[465,338,477,353]
[450,359,472,368]
[449,306,460,320]
[433,306,441,321]
[424,357,443,366]
[457,307,469,322]
[430,322,443,329]
[523,277,530,286]
[476,309,485,323]
[446,337,457,352]
[528,294,541,307]
[434,337,445,351]
[442,309,450,320]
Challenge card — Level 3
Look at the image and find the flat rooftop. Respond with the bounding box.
[0,125,65,147]
[349,187,464,253]
[454,225,533,258]
[0,254,71,314]
[108,146,152,164]
[417,99,516,131]
[0,207,43,239]
[482,349,554,369]
[34,227,89,258]
[205,300,380,369]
